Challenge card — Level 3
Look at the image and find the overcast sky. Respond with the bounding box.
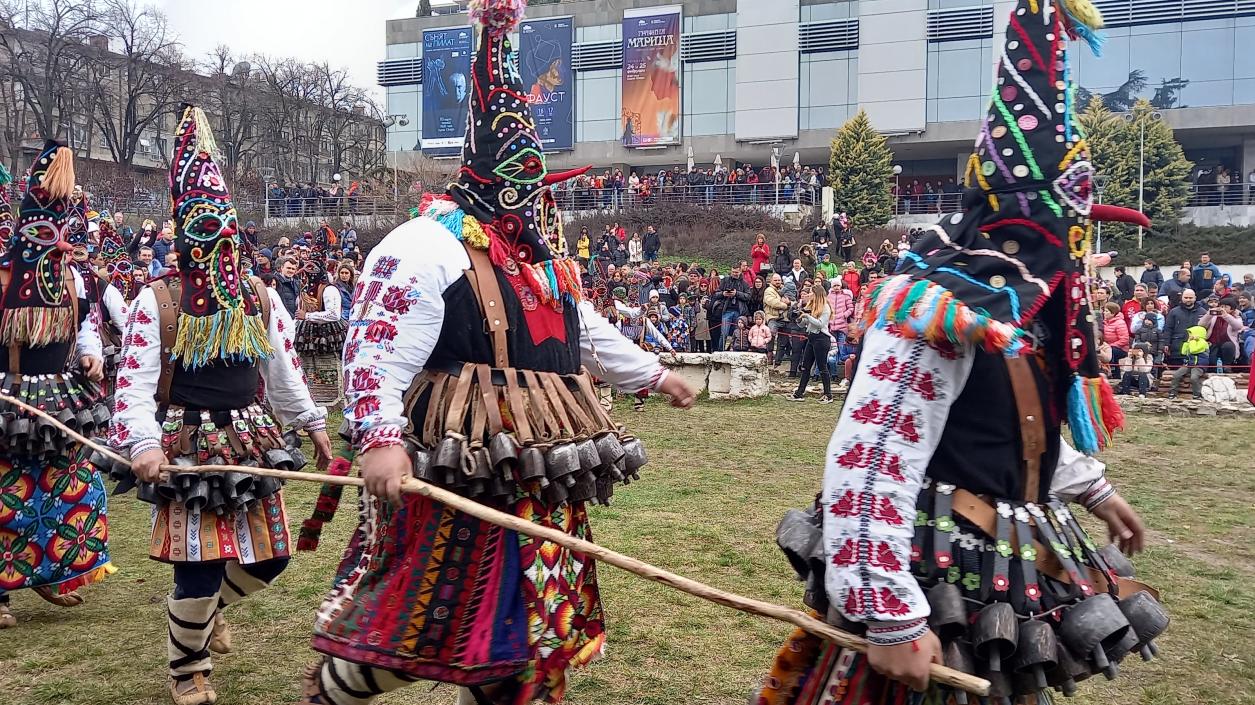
[158,0,424,99]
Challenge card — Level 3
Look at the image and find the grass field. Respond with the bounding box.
[1,399,1252,705]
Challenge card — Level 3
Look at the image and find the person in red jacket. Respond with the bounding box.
[1120,283,1149,325]
[840,262,861,302]
[750,233,771,274]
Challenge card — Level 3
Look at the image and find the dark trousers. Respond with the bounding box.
[786,331,806,375]
[1210,341,1237,371]
[794,333,833,397]
[172,558,290,599]
[1117,372,1151,395]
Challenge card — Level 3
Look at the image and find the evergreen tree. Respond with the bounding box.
[828,110,895,230]
[1078,97,1192,241]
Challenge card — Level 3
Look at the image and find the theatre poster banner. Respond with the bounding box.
[621,6,682,148]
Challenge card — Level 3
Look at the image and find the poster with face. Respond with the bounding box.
[519,16,574,152]
[421,27,473,156]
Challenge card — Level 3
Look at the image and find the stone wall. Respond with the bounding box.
[660,351,770,400]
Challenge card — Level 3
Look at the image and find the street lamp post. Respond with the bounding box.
[892,164,903,214]
[382,114,411,200]
[1093,173,1109,254]
[1122,110,1162,250]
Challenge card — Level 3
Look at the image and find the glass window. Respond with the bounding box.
[386,42,419,60]
[577,70,620,123]
[802,2,857,22]
[926,38,992,122]
[1181,79,1234,107]
[800,51,857,130]
[576,24,619,44]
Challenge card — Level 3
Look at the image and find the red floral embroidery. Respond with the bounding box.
[870,497,905,525]
[851,399,888,425]
[875,588,911,616]
[277,318,286,333]
[113,426,130,442]
[869,542,902,572]
[115,376,131,389]
[121,356,141,370]
[353,395,380,419]
[371,256,400,279]
[133,308,153,325]
[912,371,937,401]
[835,443,872,469]
[284,338,294,352]
[880,454,905,482]
[126,333,149,348]
[829,490,863,518]
[363,320,398,343]
[894,413,920,443]
[344,340,360,365]
[868,355,904,382]
[831,539,859,567]
[114,399,128,412]
[349,367,382,392]
[380,286,412,314]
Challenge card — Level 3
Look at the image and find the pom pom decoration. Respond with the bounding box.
[469,0,527,37]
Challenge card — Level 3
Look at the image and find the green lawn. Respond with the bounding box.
[1,400,1252,705]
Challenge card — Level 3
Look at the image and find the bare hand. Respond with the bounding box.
[309,430,334,471]
[656,374,697,409]
[866,629,942,692]
[360,444,410,506]
[295,308,306,320]
[131,448,167,484]
[1089,493,1146,555]
[79,355,104,383]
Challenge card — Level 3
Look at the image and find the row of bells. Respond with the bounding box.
[409,431,648,507]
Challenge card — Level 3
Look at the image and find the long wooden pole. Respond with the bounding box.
[5,391,989,696]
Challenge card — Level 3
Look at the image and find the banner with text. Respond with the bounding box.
[421,26,473,156]
[621,6,682,148]
[519,17,575,152]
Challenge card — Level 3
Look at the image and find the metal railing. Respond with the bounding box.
[892,192,963,216]
[551,182,823,212]
[1186,182,1255,207]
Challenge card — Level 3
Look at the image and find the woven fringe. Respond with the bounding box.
[0,306,74,347]
[52,561,117,595]
[41,147,76,199]
[171,309,274,370]
[1067,374,1124,454]
[857,275,1025,355]
[298,453,354,552]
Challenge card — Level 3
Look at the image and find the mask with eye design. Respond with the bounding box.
[168,103,272,369]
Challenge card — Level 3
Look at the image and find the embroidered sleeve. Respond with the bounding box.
[101,284,130,337]
[108,288,163,456]
[1050,436,1115,510]
[304,285,342,323]
[344,218,467,450]
[259,287,326,430]
[73,269,103,361]
[578,300,668,393]
[822,328,975,645]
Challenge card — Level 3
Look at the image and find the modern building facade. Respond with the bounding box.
[381,0,1255,184]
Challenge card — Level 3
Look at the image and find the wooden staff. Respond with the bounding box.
[4,391,989,696]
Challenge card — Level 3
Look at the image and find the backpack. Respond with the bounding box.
[1200,375,1240,403]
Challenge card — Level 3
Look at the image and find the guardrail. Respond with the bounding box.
[550,182,822,212]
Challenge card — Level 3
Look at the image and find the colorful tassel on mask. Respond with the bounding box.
[1066,374,1124,454]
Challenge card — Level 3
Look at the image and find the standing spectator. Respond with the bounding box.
[1164,289,1204,366]
[798,244,817,273]
[1120,284,1149,325]
[750,233,771,274]
[784,258,808,289]
[113,211,134,245]
[241,221,260,252]
[576,228,591,267]
[340,221,358,253]
[748,270,766,310]
[1190,252,1223,294]
[1200,295,1243,372]
[642,225,661,263]
[152,225,176,265]
[1131,306,1164,383]
[816,253,839,283]
[272,256,301,316]
[1139,259,1163,288]
[136,246,161,278]
[827,282,853,344]
[860,247,877,270]
[254,249,274,276]
[763,273,790,365]
[1160,267,1191,308]
[128,218,156,256]
[748,311,772,354]
[628,233,643,266]
[788,283,834,404]
[334,264,356,321]
[838,222,855,263]
[1112,266,1136,303]
[691,295,712,352]
[841,263,861,301]
[773,242,792,274]
[708,264,750,351]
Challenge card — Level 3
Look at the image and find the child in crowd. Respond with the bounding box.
[727,316,752,352]
[667,305,690,352]
[748,311,772,354]
[691,295,712,352]
[1168,325,1209,399]
[1116,344,1154,397]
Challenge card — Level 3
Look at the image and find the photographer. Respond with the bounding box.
[707,263,750,351]
[1199,295,1243,373]
[787,283,835,403]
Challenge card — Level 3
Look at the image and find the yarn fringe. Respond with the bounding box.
[0,160,11,187]
[1059,0,1106,55]
[41,147,76,200]
[297,452,354,552]
[188,106,220,158]
[857,275,1025,355]
[170,309,273,370]
[0,305,74,347]
[1067,374,1124,454]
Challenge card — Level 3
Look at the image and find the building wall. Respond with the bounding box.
[384,0,1255,175]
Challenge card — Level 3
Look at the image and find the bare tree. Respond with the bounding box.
[87,0,190,166]
[0,0,99,165]
[201,46,264,181]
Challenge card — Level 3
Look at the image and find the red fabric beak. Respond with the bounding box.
[543,165,592,186]
[1090,204,1150,228]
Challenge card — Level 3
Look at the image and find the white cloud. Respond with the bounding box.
[154,0,420,98]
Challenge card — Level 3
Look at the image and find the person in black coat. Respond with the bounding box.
[1113,266,1137,303]
[706,265,750,350]
[642,226,661,262]
[773,242,792,274]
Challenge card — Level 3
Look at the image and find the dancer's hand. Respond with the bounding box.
[360,444,410,505]
[867,629,942,692]
[1090,493,1146,555]
[131,448,167,484]
[657,374,697,409]
[79,355,104,383]
[309,430,334,471]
